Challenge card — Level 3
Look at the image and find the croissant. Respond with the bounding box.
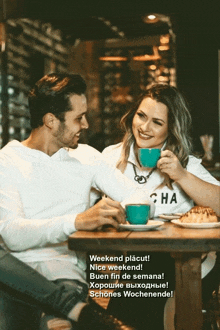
[179,206,218,223]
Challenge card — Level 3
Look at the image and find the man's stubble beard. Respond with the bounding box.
[54,121,79,150]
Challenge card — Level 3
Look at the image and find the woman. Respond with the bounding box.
[102,84,220,330]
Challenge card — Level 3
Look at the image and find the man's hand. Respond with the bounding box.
[75,197,126,231]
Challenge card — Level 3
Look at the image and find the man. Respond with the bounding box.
[0,73,154,329]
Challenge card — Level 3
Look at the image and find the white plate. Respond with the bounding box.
[119,220,164,231]
[159,213,183,220]
[171,219,220,229]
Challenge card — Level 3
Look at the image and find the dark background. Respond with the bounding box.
[2,0,220,155]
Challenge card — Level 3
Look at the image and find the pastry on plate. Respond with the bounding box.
[179,206,218,223]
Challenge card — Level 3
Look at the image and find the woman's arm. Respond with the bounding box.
[157,150,220,216]
[176,171,220,216]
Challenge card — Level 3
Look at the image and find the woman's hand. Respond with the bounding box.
[157,150,220,216]
[157,150,187,182]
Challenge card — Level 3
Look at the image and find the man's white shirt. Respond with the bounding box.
[0,141,154,282]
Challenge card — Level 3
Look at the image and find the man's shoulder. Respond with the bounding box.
[0,143,16,166]
[0,141,28,174]
[0,144,20,179]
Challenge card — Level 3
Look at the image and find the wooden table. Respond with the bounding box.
[68,222,220,330]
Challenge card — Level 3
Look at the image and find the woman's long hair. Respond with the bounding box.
[116,84,193,189]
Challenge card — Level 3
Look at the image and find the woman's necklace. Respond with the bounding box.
[133,164,156,184]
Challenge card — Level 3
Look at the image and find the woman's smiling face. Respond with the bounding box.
[132,97,168,149]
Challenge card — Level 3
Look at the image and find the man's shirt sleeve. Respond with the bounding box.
[0,166,77,252]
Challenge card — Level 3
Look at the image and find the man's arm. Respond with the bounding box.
[0,151,154,251]
[0,175,125,251]
[75,159,155,228]
[0,164,76,251]
[75,197,126,230]
[91,159,155,214]
[71,144,154,212]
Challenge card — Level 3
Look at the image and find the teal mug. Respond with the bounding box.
[139,148,161,168]
[125,204,150,225]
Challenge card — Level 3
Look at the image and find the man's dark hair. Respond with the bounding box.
[28,73,87,129]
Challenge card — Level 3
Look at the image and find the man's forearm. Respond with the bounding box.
[0,214,76,251]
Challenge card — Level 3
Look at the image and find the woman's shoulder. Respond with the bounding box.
[68,144,102,165]
[102,143,122,166]
[187,155,219,185]
[69,144,101,157]
[187,155,202,167]
[102,143,123,156]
